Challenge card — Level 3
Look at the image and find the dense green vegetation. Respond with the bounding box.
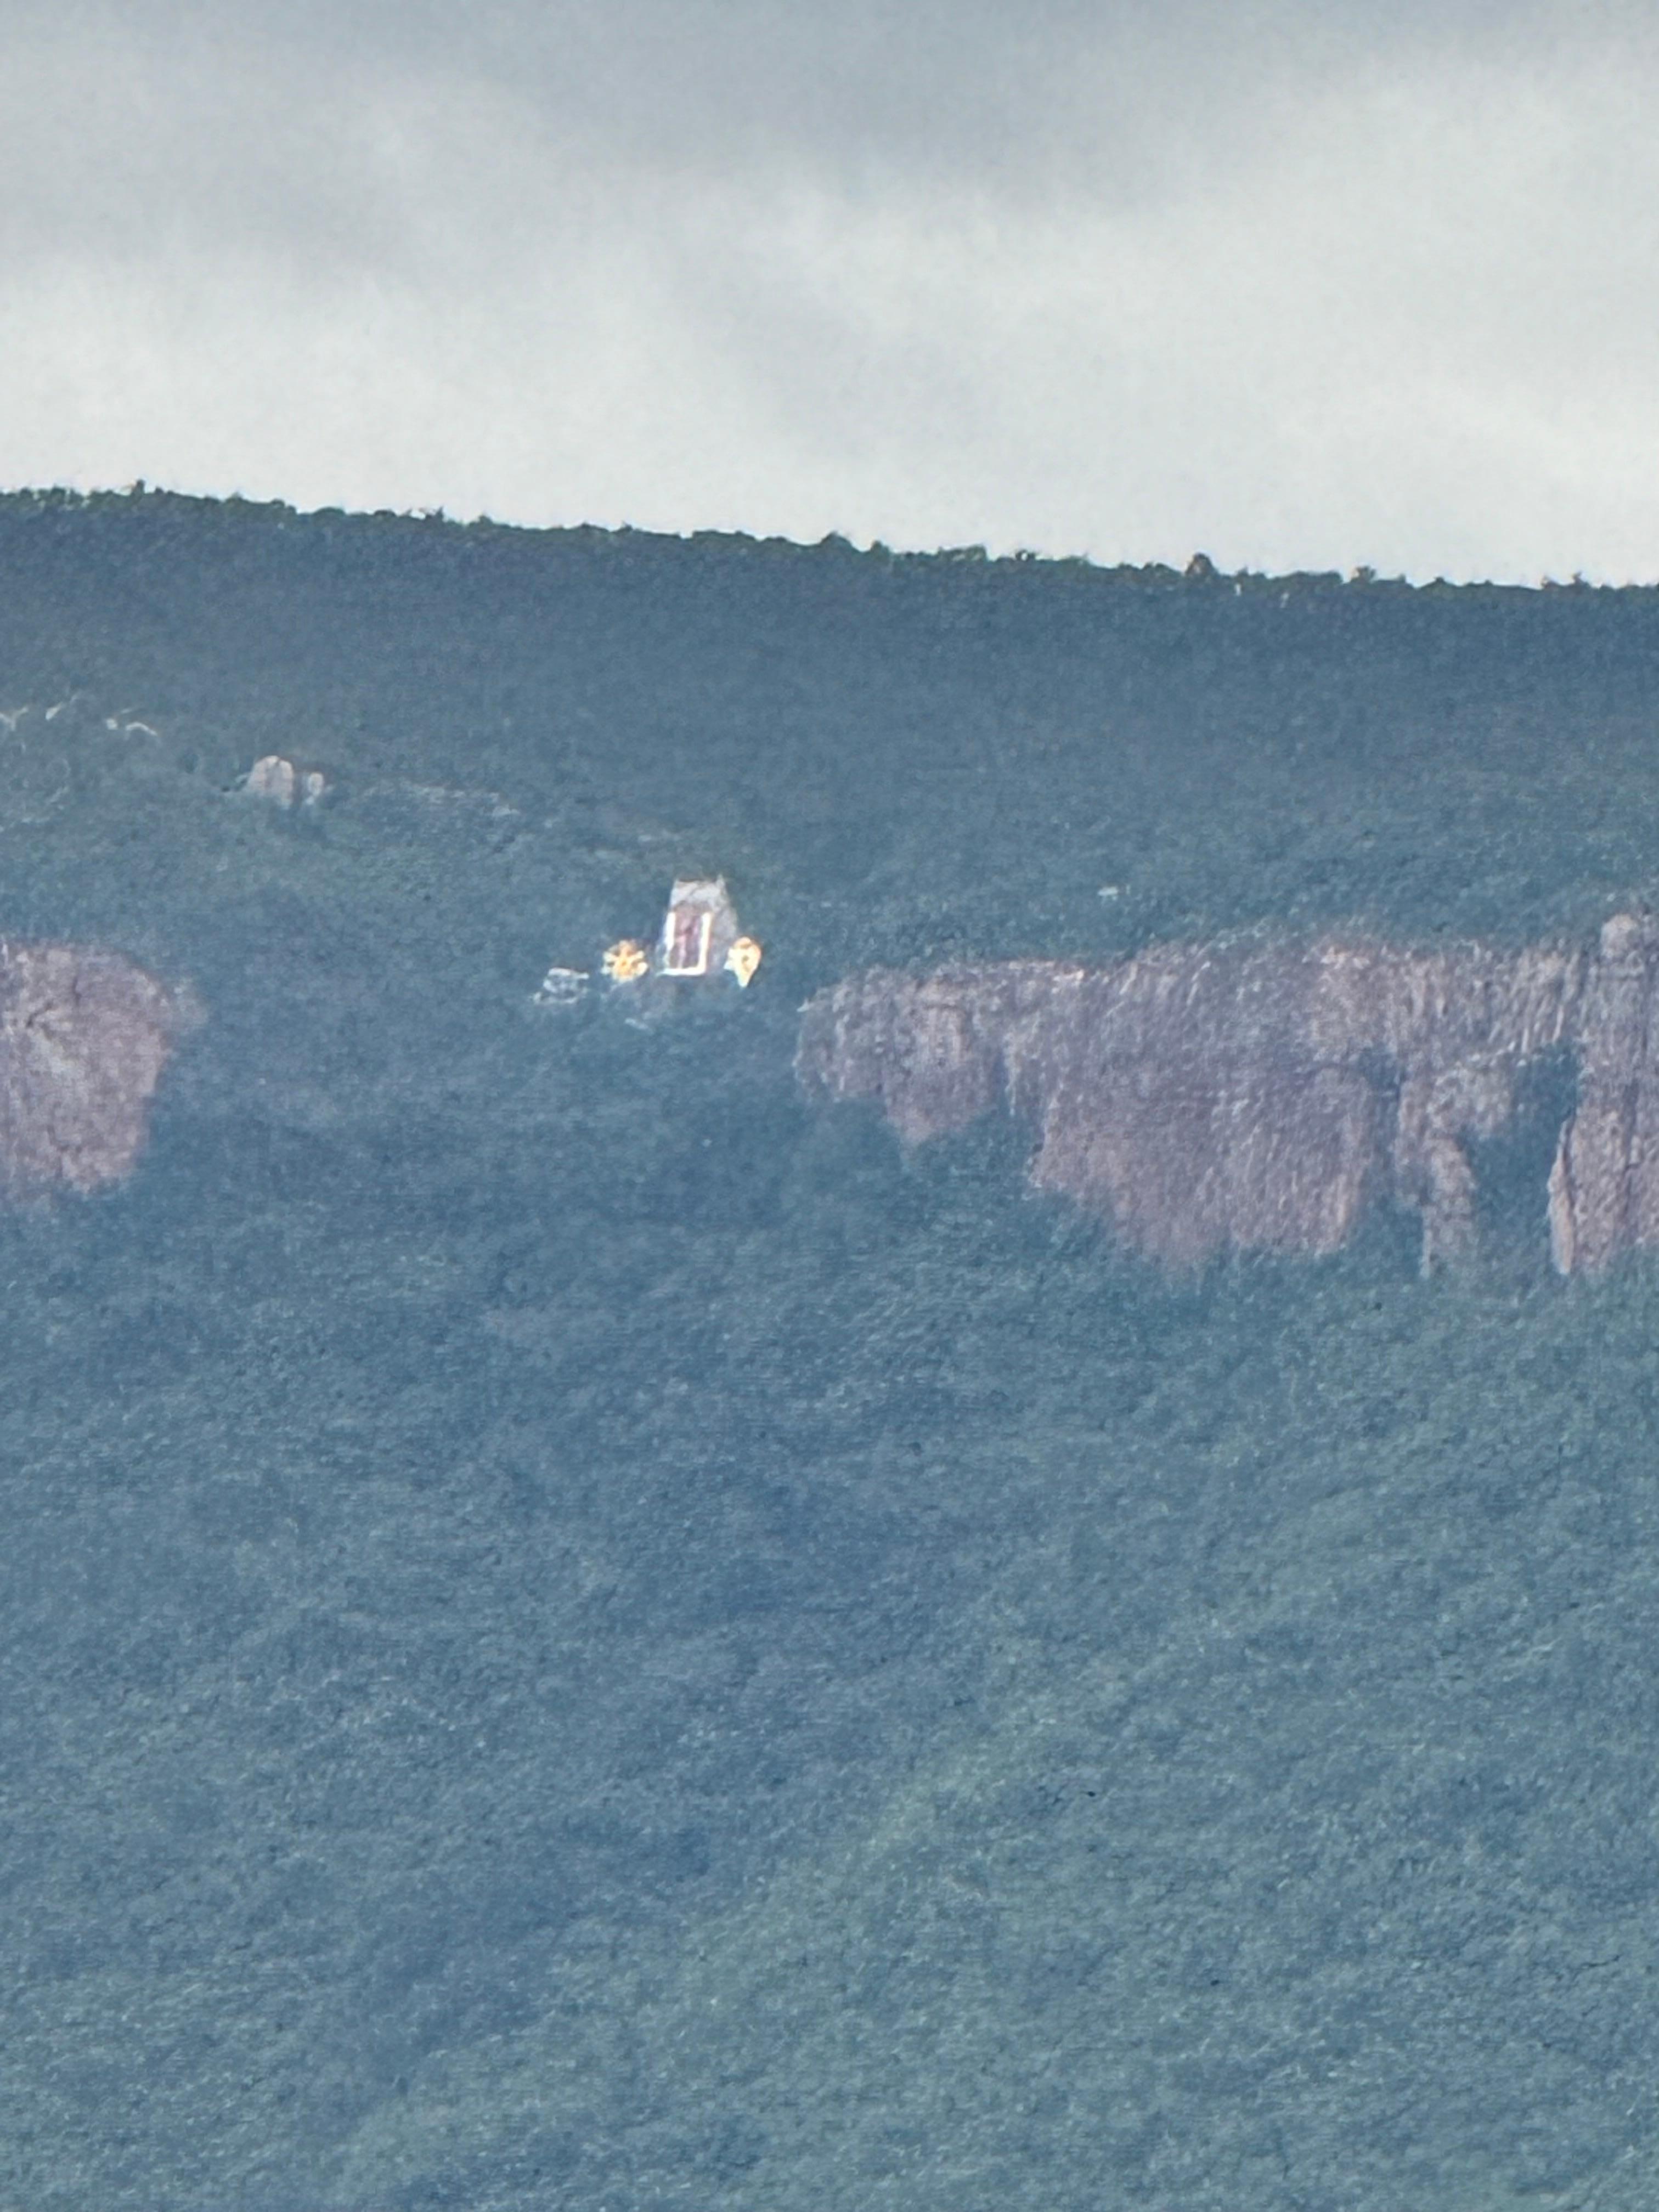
[2,489,1658,2207]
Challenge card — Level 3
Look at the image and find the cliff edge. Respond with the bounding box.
[798,917,1659,1275]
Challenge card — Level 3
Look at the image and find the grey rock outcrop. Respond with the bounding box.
[797,918,1659,1276]
[242,755,328,807]
[0,942,200,1197]
[1545,914,1659,1274]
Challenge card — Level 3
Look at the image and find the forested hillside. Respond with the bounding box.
[2,489,1658,2209]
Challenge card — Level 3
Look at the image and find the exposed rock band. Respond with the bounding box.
[20,909,1659,1279]
[797,915,1659,1278]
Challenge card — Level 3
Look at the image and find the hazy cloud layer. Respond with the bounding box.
[2,1,1655,579]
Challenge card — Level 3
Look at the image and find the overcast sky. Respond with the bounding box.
[1,0,1654,580]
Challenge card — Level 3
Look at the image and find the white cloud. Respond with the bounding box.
[0,4,1655,579]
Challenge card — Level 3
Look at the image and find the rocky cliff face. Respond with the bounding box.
[797,917,1659,1276]
[0,943,199,1197]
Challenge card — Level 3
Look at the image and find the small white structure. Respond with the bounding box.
[658,877,740,978]
[532,966,589,1007]
[599,879,763,994]
[656,878,763,986]
[243,755,328,808]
